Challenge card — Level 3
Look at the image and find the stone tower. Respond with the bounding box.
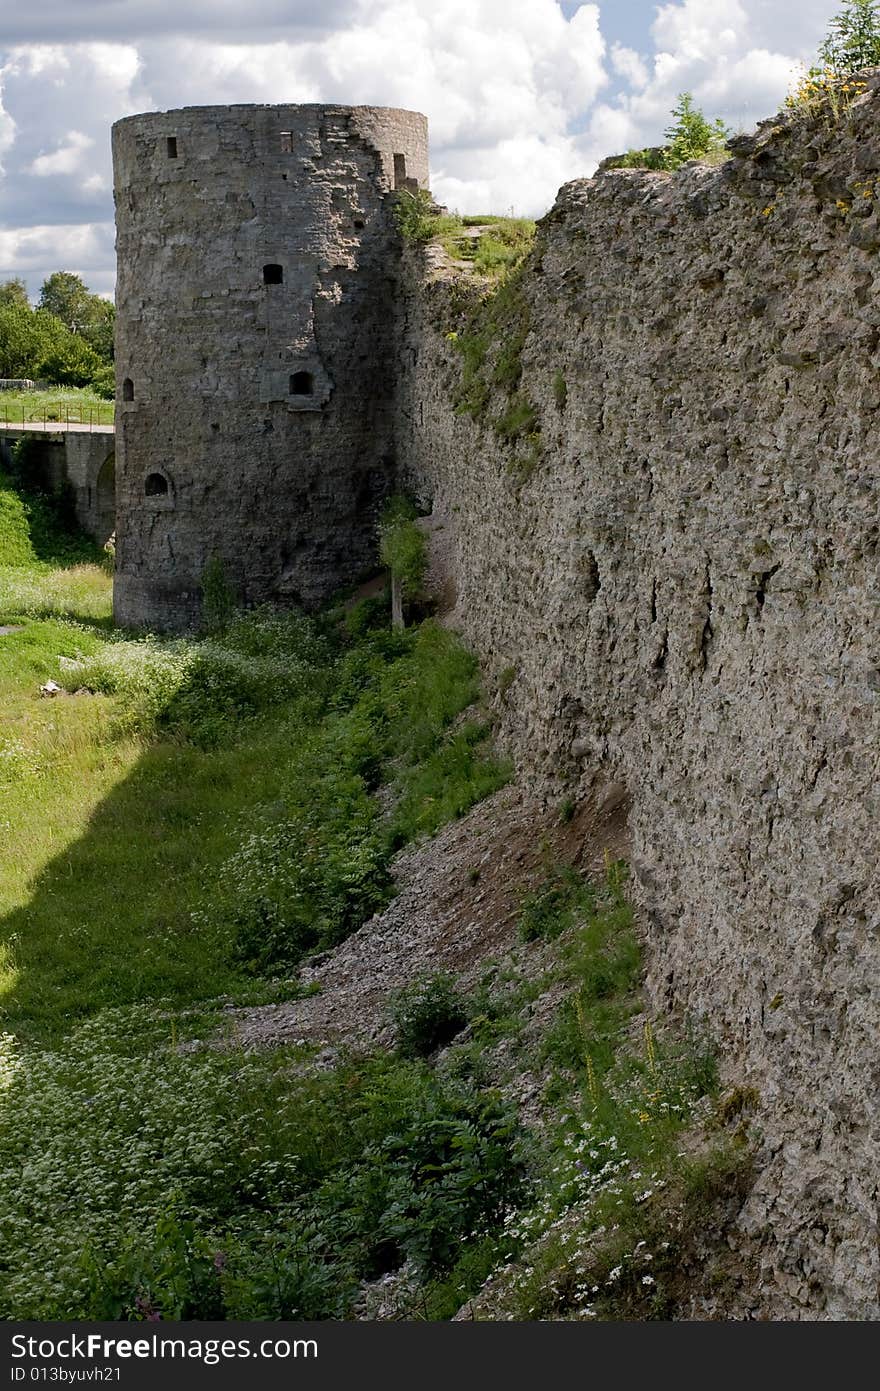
[111,103,429,630]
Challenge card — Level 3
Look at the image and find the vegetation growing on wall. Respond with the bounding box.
[394,188,536,283]
[445,259,543,487]
[604,92,730,172]
[819,0,880,73]
[786,0,880,117]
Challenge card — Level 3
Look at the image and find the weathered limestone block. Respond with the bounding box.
[397,79,880,1318]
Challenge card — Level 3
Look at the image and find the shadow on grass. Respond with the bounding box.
[0,715,292,1045]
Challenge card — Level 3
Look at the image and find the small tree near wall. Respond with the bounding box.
[378,496,427,630]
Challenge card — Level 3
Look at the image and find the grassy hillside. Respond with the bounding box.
[0,479,522,1317]
[0,475,750,1321]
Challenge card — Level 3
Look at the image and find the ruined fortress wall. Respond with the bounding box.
[397,84,880,1317]
[112,104,427,629]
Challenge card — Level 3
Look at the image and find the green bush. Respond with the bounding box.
[518,868,593,942]
[0,1021,523,1318]
[87,614,511,971]
[0,466,101,569]
[603,146,668,171]
[606,93,729,173]
[378,496,427,601]
[391,721,511,844]
[393,187,440,242]
[390,972,470,1058]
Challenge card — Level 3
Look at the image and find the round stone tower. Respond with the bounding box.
[111,103,429,629]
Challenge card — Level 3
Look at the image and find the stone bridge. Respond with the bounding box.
[0,422,116,544]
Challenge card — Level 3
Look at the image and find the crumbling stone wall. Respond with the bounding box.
[112,103,428,629]
[397,80,880,1318]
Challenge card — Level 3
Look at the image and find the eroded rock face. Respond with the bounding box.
[397,79,880,1318]
[112,103,428,629]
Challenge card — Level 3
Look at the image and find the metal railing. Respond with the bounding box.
[0,401,114,431]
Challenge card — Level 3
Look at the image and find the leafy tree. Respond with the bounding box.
[89,364,116,400]
[38,271,94,333]
[662,93,730,170]
[82,298,115,362]
[38,271,114,363]
[819,0,880,74]
[36,334,103,388]
[0,278,29,310]
[0,299,106,386]
[378,495,427,630]
[0,305,60,379]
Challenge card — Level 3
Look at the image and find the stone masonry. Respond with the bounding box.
[112,83,880,1316]
[395,77,880,1318]
[112,103,428,629]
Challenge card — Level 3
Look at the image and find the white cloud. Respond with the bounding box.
[652,0,748,59]
[30,130,95,177]
[0,0,854,292]
[0,220,115,296]
[434,131,584,217]
[582,0,823,163]
[137,2,606,154]
[611,44,649,91]
[0,94,15,175]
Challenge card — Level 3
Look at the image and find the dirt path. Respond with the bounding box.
[230,782,629,1053]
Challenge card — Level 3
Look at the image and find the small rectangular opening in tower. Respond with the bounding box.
[279,131,293,153]
[393,152,407,188]
[166,136,178,159]
[290,371,314,396]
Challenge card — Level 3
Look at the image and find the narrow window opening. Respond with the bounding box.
[393,153,407,188]
[263,263,283,285]
[145,472,169,497]
[166,136,178,159]
[279,131,293,153]
[122,377,134,402]
[289,371,314,396]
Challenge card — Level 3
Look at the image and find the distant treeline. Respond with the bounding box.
[0,273,114,399]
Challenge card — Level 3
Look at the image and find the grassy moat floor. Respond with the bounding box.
[0,468,753,1321]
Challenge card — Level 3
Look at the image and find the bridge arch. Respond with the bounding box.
[95,452,115,541]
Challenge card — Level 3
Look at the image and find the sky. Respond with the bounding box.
[0,0,844,298]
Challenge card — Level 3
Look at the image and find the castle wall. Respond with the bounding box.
[397,81,880,1317]
[112,104,428,629]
